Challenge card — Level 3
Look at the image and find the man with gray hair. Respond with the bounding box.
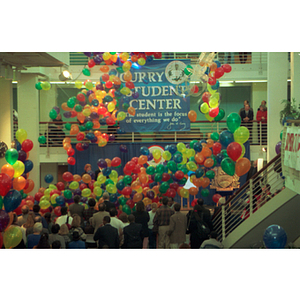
[102,192,115,212]
[26,222,43,249]
[17,205,29,226]
[89,202,110,233]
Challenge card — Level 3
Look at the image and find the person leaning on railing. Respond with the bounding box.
[256,105,267,144]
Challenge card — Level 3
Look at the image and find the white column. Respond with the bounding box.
[290,52,300,108]
[0,78,13,169]
[39,85,57,122]
[17,73,40,195]
[267,52,289,162]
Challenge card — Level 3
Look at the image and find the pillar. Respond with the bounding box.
[290,52,300,108]
[0,78,13,169]
[267,52,289,162]
[17,73,40,195]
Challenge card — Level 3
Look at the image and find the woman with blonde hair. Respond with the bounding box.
[69,214,87,242]
[22,212,36,236]
[58,223,71,246]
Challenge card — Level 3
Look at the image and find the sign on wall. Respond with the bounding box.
[119,60,191,132]
[283,126,300,171]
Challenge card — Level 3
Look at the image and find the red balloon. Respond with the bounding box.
[67,148,75,156]
[0,173,12,197]
[208,77,216,86]
[125,81,135,89]
[209,107,219,118]
[70,110,77,118]
[162,173,171,182]
[131,174,138,182]
[106,117,116,126]
[102,74,109,82]
[76,143,84,151]
[56,182,65,191]
[167,188,176,198]
[174,170,184,180]
[123,167,132,176]
[125,161,135,171]
[202,92,210,103]
[67,157,76,165]
[227,142,242,162]
[88,59,95,68]
[222,64,232,73]
[122,186,132,196]
[101,133,109,141]
[131,157,139,164]
[191,199,198,207]
[88,180,95,191]
[212,193,222,203]
[62,172,73,182]
[212,142,222,155]
[34,192,43,202]
[54,206,61,217]
[50,189,60,197]
[76,132,85,141]
[126,199,135,209]
[215,67,225,79]
[22,139,34,152]
[79,183,87,190]
[132,164,142,174]
[111,157,121,167]
[40,208,50,215]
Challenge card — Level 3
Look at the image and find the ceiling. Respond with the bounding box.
[0,52,66,68]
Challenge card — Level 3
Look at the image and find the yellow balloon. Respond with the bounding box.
[107,102,115,112]
[75,80,82,89]
[207,83,217,94]
[40,200,51,209]
[82,108,91,117]
[200,102,209,114]
[205,113,214,122]
[97,174,106,184]
[15,129,27,144]
[3,226,23,249]
[209,98,219,108]
[103,52,111,61]
[12,160,25,178]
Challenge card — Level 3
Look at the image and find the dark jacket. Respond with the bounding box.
[69,203,85,224]
[240,109,254,122]
[93,223,119,249]
[123,223,144,249]
[103,200,116,213]
[132,211,150,237]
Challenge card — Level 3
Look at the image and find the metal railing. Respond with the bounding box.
[212,153,284,243]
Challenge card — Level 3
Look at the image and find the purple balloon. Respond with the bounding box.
[146,204,152,212]
[109,134,116,141]
[94,55,103,64]
[79,101,86,106]
[0,210,10,232]
[97,158,107,169]
[73,188,82,196]
[275,141,282,154]
[83,52,92,57]
[86,90,94,97]
[147,153,153,161]
[63,111,72,118]
[90,112,99,120]
[120,145,128,153]
[147,190,155,199]
[18,150,27,162]
[91,137,98,143]
[53,106,60,114]
[82,143,89,150]
[132,92,139,99]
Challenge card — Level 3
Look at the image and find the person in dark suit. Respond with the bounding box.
[102,192,115,213]
[122,214,144,249]
[69,195,85,225]
[240,104,254,143]
[93,216,119,249]
[246,160,258,181]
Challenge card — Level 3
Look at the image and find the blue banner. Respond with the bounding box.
[119,59,191,132]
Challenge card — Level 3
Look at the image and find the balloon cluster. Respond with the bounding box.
[0,128,37,248]
[35,81,51,91]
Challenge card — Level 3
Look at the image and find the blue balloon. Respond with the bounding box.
[140,146,149,156]
[263,225,287,249]
[214,60,221,68]
[102,167,112,176]
[109,69,117,76]
[24,160,34,173]
[219,130,234,148]
[187,171,195,176]
[109,193,118,203]
[99,117,108,125]
[86,132,95,140]
[44,174,53,184]
[193,142,203,152]
[168,144,177,155]
[3,190,22,212]
[216,153,224,164]
[14,139,21,151]
[195,168,205,178]
[211,80,220,90]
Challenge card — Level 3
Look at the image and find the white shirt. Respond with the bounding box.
[55,215,73,227]
[110,217,125,236]
[148,210,156,229]
[200,238,224,249]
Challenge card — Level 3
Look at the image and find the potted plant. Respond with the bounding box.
[279,98,300,125]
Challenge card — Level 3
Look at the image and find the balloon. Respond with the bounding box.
[0,210,10,232]
[44,174,54,184]
[209,107,219,118]
[1,164,14,179]
[13,176,27,191]
[210,132,220,141]
[263,225,287,249]
[189,187,199,196]
[12,161,25,178]
[204,158,214,168]
[188,110,197,122]
[15,129,27,144]
[5,148,19,165]
[23,179,34,194]
[205,113,214,122]
[212,193,222,203]
[201,188,210,197]
[24,160,34,173]
[227,112,241,133]
[214,108,225,122]
[275,141,281,155]
[3,226,23,248]
[235,157,251,177]
[3,190,22,212]
[212,142,222,155]
[200,102,209,114]
[234,126,249,144]
[221,157,235,176]
[62,172,73,182]
[227,142,242,162]
[219,130,234,148]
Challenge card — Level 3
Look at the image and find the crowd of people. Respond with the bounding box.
[3,193,224,249]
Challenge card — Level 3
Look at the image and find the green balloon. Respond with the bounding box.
[227,112,241,133]
[159,182,169,193]
[122,204,131,215]
[205,170,215,179]
[146,166,155,175]
[85,121,94,130]
[0,196,3,210]
[82,68,90,76]
[211,155,217,167]
[179,177,187,185]
[5,148,19,165]
[35,82,43,90]
[221,149,228,157]
[201,188,210,197]
[38,135,46,144]
[116,67,124,74]
[75,104,83,112]
[167,161,177,172]
[105,179,114,186]
[49,109,57,120]
[123,175,132,185]
[154,173,163,182]
[41,81,51,90]
[79,125,86,132]
[221,157,235,176]
[119,196,127,206]
[189,140,198,149]
[122,103,129,110]
[280,130,283,140]
[214,108,225,122]
[210,132,220,141]
[155,164,165,174]
[184,65,193,76]
[63,189,73,199]
[177,164,189,174]
[234,126,249,144]
[67,97,76,108]
[65,123,71,130]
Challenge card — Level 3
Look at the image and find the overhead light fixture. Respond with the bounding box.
[262,147,267,152]
[58,66,72,81]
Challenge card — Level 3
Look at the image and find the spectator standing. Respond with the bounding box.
[68,214,87,242]
[44,212,53,234]
[68,231,86,249]
[48,224,66,249]
[27,222,43,249]
[122,214,144,249]
[83,198,97,234]
[89,203,110,234]
[132,201,150,249]
[33,233,51,249]
[58,224,71,247]
[167,203,187,249]
[32,204,48,229]
[21,212,35,237]
[153,196,175,249]
[148,203,158,249]
[240,104,254,143]
[55,206,73,227]
[17,205,29,226]
[102,192,115,213]
[69,195,85,225]
[200,231,224,249]
[256,104,267,144]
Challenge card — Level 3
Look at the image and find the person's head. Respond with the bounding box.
[88,198,96,208]
[179,243,190,249]
[36,233,50,249]
[174,203,181,212]
[44,212,52,223]
[253,160,258,168]
[245,104,250,111]
[109,208,117,217]
[72,231,80,241]
[102,192,109,201]
[244,100,249,107]
[151,202,158,212]
[197,198,204,206]
[136,201,145,212]
[103,216,110,225]
[168,197,174,206]
[21,205,29,215]
[162,196,169,206]
[128,214,135,223]
[51,224,60,234]
[23,212,35,228]
[98,202,106,211]
[33,204,40,213]
[209,231,218,240]
[52,240,61,249]
[73,195,81,204]
[263,184,271,192]
[58,224,69,235]
[261,100,266,106]
[34,216,42,223]
[33,222,43,234]
[71,214,81,228]
[118,212,129,224]
[60,206,68,216]
[84,164,92,172]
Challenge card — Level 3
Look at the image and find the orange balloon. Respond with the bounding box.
[202,177,210,188]
[13,176,27,191]
[204,158,214,168]
[70,124,79,135]
[206,139,214,148]
[142,187,150,196]
[100,65,109,73]
[177,186,183,195]
[138,155,148,165]
[154,157,162,164]
[193,178,203,188]
[143,197,152,206]
[189,187,199,196]
[82,174,91,184]
[1,163,15,178]
[61,102,72,111]
[209,62,217,71]
[77,112,85,123]
[25,200,34,210]
[139,174,148,184]
[152,185,160,195]
[63,143,72,151]
[139,167,146,174]
[23,179,34,194]
[94,130,102,137]
[133,192,143,202]
[128,106,136,116]
[124,71,132,82]
[38,187,46,194]
[235,157,251,177]
[195,153,205,164]
[110,54,118,63]
[63,137,71,144]
[131,181,141,190]
[113,77,121,85]
[88,93,96,103]
[92,120,100,129]
[188,110,197,122]
[201,146,212,158]
[105,158,112,167]
[73,174,82,182]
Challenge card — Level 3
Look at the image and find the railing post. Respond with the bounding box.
[175,131,177,142]
[46,123,50,158]
[259,122,262,146]
[132,132,134,143]
[222,205,226,241]
[249,178,253,215]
